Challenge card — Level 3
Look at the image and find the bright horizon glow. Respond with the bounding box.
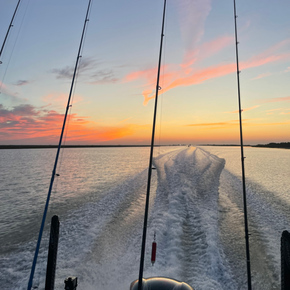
[0,0,289,145]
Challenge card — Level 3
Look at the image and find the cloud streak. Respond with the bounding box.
[175,0,212,60]
[186,119,290,129]
[226,105,260,114]
[186,119,240,128]
[262,96,290,103]
[13,80,30,86]
[251,73,272,80]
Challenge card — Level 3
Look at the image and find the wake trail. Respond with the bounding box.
[148,147,233,290]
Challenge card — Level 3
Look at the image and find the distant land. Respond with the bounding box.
[0,142,289,149]
[252,142,290,149]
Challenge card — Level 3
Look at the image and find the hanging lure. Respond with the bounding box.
[151,232,157,266]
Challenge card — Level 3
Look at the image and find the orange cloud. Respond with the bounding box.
[0,104,143,144]
[184,118,290,129]
[186,119,240,129]
[119,117,133,123]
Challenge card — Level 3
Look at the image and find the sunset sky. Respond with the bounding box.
[0,0,289,145]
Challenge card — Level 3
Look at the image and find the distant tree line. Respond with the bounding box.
[253,142,290,149]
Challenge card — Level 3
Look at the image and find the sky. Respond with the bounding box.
[0,0,289,145]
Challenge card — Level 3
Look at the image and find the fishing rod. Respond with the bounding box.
[137,1,167,289]
[0,0,21,62]
[233,0,252,289]
[27,1,92,289]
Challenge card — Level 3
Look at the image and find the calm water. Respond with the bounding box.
[0,146,289,289]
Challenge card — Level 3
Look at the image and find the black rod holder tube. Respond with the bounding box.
[45,215,60,290]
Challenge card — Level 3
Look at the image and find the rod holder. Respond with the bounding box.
[45,215,60,290]
[281,230,290,289]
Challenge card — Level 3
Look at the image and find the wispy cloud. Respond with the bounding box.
[186,119,239,128]
[51,57,119,84]
[186,119,290,129]
[251,72,272,80]
[265,107,290,115]
[262,96,290,103]
[119,117,133,123]
[181,35,233,69]
[41,93,83,108]
[186,120,239,127]
[175,0,212,58]
[13,80,30,86]
[51,58,98,79]
[226,105,260,114]
[266,108,284,112]
[0,81,27,103]
[89,69,118,84]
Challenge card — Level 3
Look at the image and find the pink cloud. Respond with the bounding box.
[181,35,233,68]
[251,72,272,80]
[126,37,290,106]
[263,96,290,103]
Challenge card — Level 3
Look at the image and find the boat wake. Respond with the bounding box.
[149,147,233,289]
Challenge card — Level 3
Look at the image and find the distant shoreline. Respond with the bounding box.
[0,142,289,149]
[252,142,290,149]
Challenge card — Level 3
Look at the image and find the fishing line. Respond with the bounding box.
[27,1,93,289]
[0,0,30,94]
[61,0,93,148]
[49,0,94,217]
[0,0,22,60]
